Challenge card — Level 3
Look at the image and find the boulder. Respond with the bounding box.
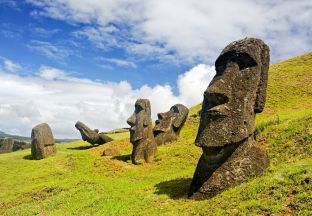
[0,138,14,154]
[31,123,56,160]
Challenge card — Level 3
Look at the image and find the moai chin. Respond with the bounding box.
[127,99,157,164]
[189,38,270,200]
[153,104,189,145]
[75,121,113,145]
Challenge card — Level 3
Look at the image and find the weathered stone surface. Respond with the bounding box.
[0,138,14,154]
[102,147,119,156]
[31,123,57,160]
[75,121,113,145]
[189,38,270,200]
[153,104,189,145]
[127,99,157,164]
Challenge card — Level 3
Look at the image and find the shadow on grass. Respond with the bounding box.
[67,145,96,150]
[23,154,33,160]
[112,154,131,162]
[154,178,192,199]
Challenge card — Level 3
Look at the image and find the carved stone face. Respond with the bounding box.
[195,38,270,148]
[127,99,152,142]
[153,104,189,145]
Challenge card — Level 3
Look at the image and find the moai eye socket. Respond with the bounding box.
[215,51,258,76]
[170,106,180,114]
[135,104,143,113]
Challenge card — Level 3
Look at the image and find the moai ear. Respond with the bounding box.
[143,100,152,127]
[254,43,270,113]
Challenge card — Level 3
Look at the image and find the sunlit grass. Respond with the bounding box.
[0,53,311,215]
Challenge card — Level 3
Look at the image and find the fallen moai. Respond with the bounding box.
[0,138,14,154]
[127,99,157,164]
[189,38,270,200]
[75,121,113,145]
[153,104,189,145]
[31,123,57,160]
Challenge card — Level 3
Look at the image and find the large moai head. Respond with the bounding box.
[127,99,156,164]
[31,123,56,160]
[189,38,270,200]
[195,38,270,148]
[153,104,189,145]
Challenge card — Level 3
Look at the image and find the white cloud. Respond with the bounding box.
[178,64,215,106]
[32,27,60,37]
[27,40,74,62]
[4,59,21,72]
[26,0,312,63]
[38,66,67,80]
[0,64,214,138]
[101,58,137,68]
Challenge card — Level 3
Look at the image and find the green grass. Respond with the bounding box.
[0,53,312,215]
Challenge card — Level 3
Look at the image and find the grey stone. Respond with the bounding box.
[127,99,157,164]
[75,121,113,145]
[189,38,270,200]
[153,104,189,145]
[31,123,56,160]
[0,138,14,154]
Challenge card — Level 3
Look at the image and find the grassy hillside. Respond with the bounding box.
[0,53,311,216]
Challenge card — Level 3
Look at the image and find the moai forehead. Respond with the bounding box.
[215,38,270,113]
[135,99,151,117]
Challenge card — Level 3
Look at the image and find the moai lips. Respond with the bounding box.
[189,38,270,200]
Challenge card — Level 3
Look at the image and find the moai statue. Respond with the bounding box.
[189,38,270,200]
[153,104,189,145]
[75,121,113,145]
[0,138,14,154]
[127,99,157,164]
[31,123,57,160]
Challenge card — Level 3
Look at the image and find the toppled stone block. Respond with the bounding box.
[75,121,113,145]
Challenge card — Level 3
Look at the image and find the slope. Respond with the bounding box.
[0,53,311,216]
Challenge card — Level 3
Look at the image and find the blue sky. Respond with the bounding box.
[0,1,191,90]
[0,0,311,138]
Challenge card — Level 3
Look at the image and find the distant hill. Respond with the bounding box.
[0,130,78,143]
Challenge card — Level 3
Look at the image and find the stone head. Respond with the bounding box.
[195,38,270,148]
[127,99,152,143]
[153,104,189,142]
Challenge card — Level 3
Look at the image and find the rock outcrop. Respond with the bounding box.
[189,38,270,200]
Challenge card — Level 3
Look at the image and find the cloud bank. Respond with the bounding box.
[0,62,214,138]
[26,0,312,63]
